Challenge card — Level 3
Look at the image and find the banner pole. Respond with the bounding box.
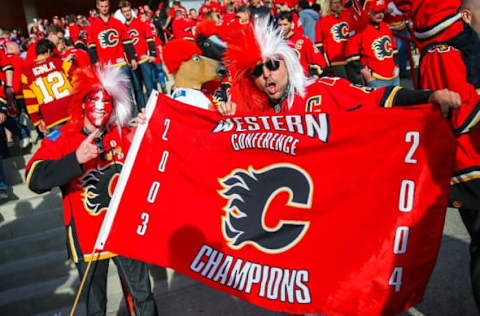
[93,91,159,251]
[69,252,99,316]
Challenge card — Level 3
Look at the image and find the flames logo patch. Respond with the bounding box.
[98,29,119,48]
[128,29,139,46]
[331,22,349,43]
[218,164,312,254]
[372,35,393,60]
[81,163,122,216]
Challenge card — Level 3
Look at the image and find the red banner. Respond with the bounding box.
[98,94,456,315]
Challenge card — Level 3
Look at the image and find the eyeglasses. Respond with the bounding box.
[251,58,282,77]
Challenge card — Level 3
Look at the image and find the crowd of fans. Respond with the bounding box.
[0,0,412,197]
[4,0,480,314]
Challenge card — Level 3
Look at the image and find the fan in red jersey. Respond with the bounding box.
[218,17,461,118]
[21,39,73,134]
[88,0,138,69]
[25,65,158,316]
[120,0,157,110]
[346,0,400,88]
[277,11,327,77]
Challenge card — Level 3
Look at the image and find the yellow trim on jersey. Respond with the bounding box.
[331,61,347,66]
[122,39,133,45]
[460,110,480,134]
[372,72,399,81]
[23,89,36,98]
[346,55,360,62]
[25,159,44,188]
[68,226,79,263]
[21,74,28,84]
[46,116,71,130]
[111,61,127,68]
[383,86,402,108]
[88,43,96,49]
[476,88,480,95]
[0,97,5,104]
[62,60,72,74]
[83,251,117,262]
[451,171,480,185]
[414,12,461,40]
[27,103,40,113]
[138,56,150,64]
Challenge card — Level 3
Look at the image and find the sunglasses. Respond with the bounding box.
[251,58,283,77]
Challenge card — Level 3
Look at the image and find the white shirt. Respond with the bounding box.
[171,88,212,110]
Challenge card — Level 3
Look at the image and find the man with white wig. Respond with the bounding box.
[218,18,462,116]
[25,66,158,316]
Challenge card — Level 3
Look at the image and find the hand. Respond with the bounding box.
[217,100,236,116]
[360,67,373,82]
[134,107,147,125]
[131,59,138,70]
[148,56,156,63]
[428,89,462,117]
[0,113,6,124]
[38,121,48,134]
[75,129,100,164]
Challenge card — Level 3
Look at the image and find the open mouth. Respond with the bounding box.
[267,81,278,95]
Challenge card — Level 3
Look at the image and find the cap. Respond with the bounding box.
[372,0,386,12]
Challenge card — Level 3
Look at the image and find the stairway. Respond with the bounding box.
[0,144,128,316]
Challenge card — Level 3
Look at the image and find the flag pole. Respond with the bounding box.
[93,91,159,252]
[69,252,100,316]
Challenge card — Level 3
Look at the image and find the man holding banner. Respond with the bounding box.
[25,66,158,316]
[88,16,472,316]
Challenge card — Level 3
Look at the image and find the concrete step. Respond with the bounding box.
[0,227,65,264]
[0,207,63,241]
[3,148,35,186]
[0,250,71,292]
[0,264,124,316]
[0,188,62,222]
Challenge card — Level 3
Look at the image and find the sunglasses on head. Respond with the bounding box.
[251,57,283,77]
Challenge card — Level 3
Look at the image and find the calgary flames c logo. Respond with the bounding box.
[219,164,312,254]
[128,29,139,45]
[372,35,393,60]
[98,29,119,48]
[81,163,122,216]
[331,22,349,43]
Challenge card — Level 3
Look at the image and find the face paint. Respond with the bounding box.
[85,88,113,127]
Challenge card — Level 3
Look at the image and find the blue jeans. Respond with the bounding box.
[393,28,409,76]
[151,63,167,88]
[129,62,155,111]
[0,156,6,190]
[119,65,137,115]
[366,76,400,88]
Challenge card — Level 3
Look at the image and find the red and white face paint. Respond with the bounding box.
[84,88,113,127]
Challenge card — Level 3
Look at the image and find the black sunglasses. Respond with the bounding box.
[251,58,282,77]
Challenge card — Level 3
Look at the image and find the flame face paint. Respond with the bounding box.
[85,88,113,127]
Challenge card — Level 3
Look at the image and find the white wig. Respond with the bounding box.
[253,17,307,109]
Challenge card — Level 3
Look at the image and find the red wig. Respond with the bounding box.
[65,66,102,134]
[223,24,269,113]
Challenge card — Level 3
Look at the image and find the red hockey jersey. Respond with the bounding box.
[286,32,327,76]
[25,127,132,262]
[88,16,133,66]
[62,47,92,70]
[392,0,463,49]
[125,17,155,63]
[271,77,406,114]
[346,22,399,80]
[21,57,73,128]
[315,12,352,65]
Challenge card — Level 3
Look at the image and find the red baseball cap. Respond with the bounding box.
[372,0,386,12]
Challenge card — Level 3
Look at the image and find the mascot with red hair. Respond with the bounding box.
[25,66,158,316]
